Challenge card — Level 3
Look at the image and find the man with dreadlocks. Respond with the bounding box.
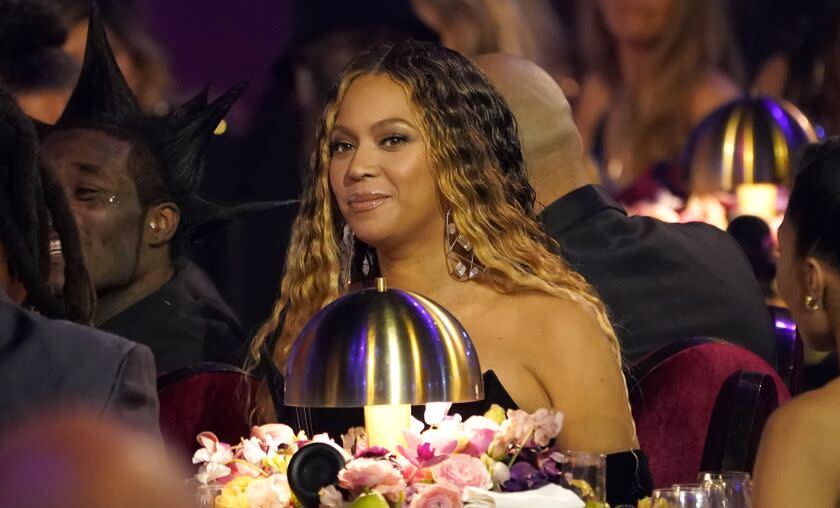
[0,0,157,432]
[41,4,247,374]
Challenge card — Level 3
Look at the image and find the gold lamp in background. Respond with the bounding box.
[284,278,484,450]
[682,96,820,195]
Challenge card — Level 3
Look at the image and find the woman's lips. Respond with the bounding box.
[348,193,391,212]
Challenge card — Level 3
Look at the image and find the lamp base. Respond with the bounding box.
[364,404,411,451]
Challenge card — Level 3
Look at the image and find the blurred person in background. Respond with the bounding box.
[575,0,743,205]
[752,138,840,507]
[3,0,79,124]
[16,0,171,124]
[726,215,781,306]
[752,0,840,136]
[410,0,574,96]
[0,413,189,508]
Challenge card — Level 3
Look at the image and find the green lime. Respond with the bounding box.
[348,491,390,508]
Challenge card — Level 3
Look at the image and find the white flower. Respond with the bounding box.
[195,461,232,484]
[341,427,368,454]
[424,402,453,426]
[410,416,425,435]
[246,474,293,508]
[491,461,510,486]
[319,484,346,507]
[243,436,268,465]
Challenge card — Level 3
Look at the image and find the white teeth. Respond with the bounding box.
[49,239,62,254]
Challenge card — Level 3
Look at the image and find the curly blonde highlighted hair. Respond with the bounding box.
[249,40,619,421]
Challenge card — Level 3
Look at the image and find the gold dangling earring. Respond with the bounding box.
[804,295,821,311]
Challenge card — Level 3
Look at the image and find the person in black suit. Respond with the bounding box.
[475,54,777,365]
[0,78,158,433]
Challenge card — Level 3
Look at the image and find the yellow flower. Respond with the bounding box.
[483,404,506,425]
[214,476,253,508]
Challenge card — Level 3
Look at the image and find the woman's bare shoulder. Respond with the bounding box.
[761,379,840,463]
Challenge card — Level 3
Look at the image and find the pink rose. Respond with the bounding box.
[338,458,407,503]
[433,454,492,491]
[409,482,462,508]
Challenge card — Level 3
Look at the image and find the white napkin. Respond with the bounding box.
[462,484,586,508]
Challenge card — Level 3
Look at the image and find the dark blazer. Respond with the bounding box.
[0,290,159,434]
[101,261,246,375]
[540,185,777,366]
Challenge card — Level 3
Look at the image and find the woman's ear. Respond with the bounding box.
[803,256,828,307]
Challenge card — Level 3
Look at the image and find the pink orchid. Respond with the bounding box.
[397,441,457,470]
[408,482,462,508]
[462,416,500,457]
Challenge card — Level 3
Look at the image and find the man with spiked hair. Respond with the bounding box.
[41,4,249,373]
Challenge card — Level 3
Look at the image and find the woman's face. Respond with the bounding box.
[776,216,834,350]
[597,0,674,47]
[328,74,443,253]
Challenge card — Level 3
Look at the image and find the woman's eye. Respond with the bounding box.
[329,141,353,154]
[382,134,408,147]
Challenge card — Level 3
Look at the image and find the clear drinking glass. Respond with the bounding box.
[194,482,223,508]
[560,450,607,503]
[697,471,752,508]
[651,486,711,507]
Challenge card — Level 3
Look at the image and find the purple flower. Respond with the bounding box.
[536,450,565,479]
[502,462,548,492]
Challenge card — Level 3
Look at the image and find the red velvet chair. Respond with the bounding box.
[158,362,260,464]
[768,305,804,395]
[627,339,791,488]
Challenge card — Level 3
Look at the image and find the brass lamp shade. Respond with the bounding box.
[284,280,484,407]
[682,96,820,193]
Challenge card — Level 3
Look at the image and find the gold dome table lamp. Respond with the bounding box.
[284,278,484,450]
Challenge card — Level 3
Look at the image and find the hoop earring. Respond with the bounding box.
[804,295,821,311]
[445,209,484,281]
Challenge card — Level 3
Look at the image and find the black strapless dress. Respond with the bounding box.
[261,356,654,505]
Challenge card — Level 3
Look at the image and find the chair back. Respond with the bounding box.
[158,362,259,463]
[768,305,804,395]
[700,370,779,473]
[628,339,790,487]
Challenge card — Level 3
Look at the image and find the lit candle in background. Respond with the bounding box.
[735,183,778,224]
[364,404,411,450]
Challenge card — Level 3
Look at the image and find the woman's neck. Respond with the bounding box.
[617,42,656,89]
[375,234,461,304]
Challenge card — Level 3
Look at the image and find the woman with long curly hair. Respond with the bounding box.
[251,40,651,505]
[575,0,743,204]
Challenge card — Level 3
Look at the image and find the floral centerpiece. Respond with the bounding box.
[193,404,597,507]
